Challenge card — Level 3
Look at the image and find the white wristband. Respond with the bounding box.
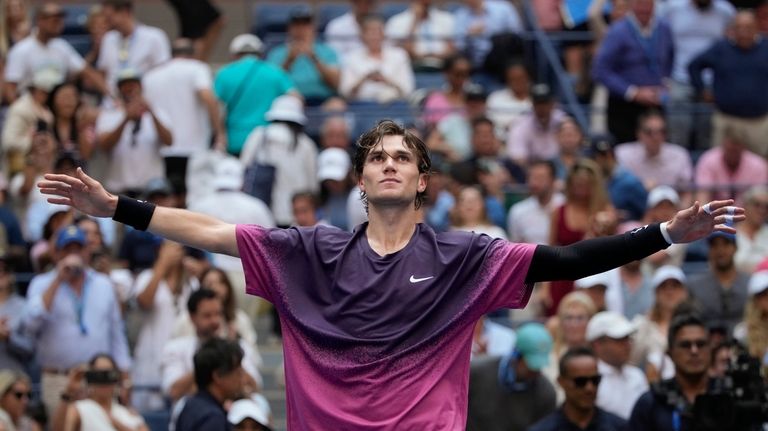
[659,222,673,245]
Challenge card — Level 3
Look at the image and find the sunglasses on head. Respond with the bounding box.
[675,339,708,351]
[571,374,602,388]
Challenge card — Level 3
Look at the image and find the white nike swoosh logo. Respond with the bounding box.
[409,275,434,283]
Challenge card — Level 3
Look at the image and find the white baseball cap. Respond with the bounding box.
[265,94,306,126]
[748,270,768,296]
[317,148,351,182]
[647,185,680,208]
[212,157,245,191]
[586,311,636,342]
[651,265,686,290]
[575,271,612,289]
[227,399,271,430]
[229,34,264,55]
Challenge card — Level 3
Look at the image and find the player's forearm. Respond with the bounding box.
[147,206,237,256]
[526,223,669,283]
[111,196,238,257]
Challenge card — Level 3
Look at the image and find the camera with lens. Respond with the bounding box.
[692,349,768,431]
[84,369,121,385]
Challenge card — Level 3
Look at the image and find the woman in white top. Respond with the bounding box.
[631,266,689,382]
[131,241,200,411]
[449,186,508,240]
[65,354,148,431]
[240,95,318,227]
[339,15,414,103]
[486,61,532,139]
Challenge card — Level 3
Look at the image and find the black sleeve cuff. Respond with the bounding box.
[526,223,670,283]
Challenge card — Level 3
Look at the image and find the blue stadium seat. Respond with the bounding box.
[347,101,415,138]
[251,2,310,40]
[62,34,91,57]
[62,4,90,35]
[415,72,446,91]
[142,410,170,431]
[378,3,408,20]
[442,2,463,13]
[317,3,350,33]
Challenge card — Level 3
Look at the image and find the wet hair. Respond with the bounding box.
[559,346,597,377]
[352,120,432,212]
[194,338,243,389]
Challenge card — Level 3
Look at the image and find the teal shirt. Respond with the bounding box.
[266,42,338,102]
[214,57,294,154]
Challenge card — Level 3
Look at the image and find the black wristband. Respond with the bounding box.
[112,195,156,231]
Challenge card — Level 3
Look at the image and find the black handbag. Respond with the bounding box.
[243,128,277,207]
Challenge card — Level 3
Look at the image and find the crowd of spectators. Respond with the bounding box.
[0,0,765,429]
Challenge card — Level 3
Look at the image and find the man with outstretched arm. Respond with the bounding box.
[38,120,744,430]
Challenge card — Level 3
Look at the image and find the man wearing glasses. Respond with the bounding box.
[529,347,627,431]
[628,314,712,431]
[615,111,693,193]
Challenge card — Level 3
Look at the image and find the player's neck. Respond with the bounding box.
[366,207,418,256]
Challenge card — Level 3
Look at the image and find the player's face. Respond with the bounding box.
[359,135,426,211]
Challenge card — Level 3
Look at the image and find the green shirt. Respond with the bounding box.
[214,56,294,154]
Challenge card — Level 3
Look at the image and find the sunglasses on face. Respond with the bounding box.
[675,339,708,351]
[571,374,602,388]
[12,391,30,400]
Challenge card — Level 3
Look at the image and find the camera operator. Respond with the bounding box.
[60,353,147,431]
[628,313,712,430]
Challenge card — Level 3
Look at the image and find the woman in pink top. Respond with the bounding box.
[422,55,472,127]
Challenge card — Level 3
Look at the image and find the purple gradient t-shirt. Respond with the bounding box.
[236,223,535,430]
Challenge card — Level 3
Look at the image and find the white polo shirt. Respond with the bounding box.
[143,58,213,157]
[4,34,85,89]
[97,24,170,87]
[596,360,649,420]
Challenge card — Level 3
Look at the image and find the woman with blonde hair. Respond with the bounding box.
[543,159,612,315]
[542,290,597,403]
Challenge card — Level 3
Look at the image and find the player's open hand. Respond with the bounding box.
[666,200,745,244]
[37,167,118,218]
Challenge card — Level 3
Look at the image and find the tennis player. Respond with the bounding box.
[39,120,744,430]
